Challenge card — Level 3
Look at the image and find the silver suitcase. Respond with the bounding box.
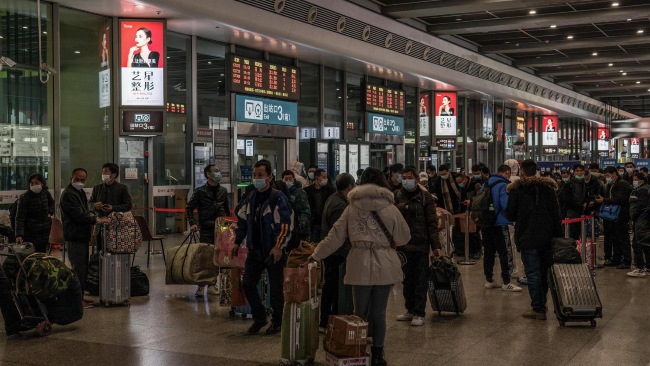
[99,252,131,306]
[549,263,602,327]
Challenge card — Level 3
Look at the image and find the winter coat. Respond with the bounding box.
[394,186,441,252]
[304,184,335,228]
[288,180,311,240]
[15,189,55,241]
[562,178,587,218]
[584,177,605,215]
[89,182,133,217]
[430,175,463,214]
[60,184,96,243]
[631,183,650,246]
[312,184,411,286]
[321,191,350,257]
[487,174,511,227]
[603,178,632,221]
[185,183,230,229]
[506,177,562,252]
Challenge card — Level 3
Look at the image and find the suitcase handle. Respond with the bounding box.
[307,261,318,309]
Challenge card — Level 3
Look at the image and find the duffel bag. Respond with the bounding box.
[41,275,83,325]
[131,266,150,296]
[86,253,100,296]
[165,232,219,285]
[18,253,75,301]
[105,211,142,254]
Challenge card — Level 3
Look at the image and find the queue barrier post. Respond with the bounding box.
[458,212,476,266]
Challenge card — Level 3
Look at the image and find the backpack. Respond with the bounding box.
[470,181,504,227]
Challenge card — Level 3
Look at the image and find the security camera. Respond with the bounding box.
[0,56,17,70]
[40,63,57,75]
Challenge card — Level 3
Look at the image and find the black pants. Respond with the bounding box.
[603,219,631,265]
[199,227,215,244]
[482,226,511,284]
[67,241,89,295]
[632,234,650,270]
[0,266,21,333]
[320,255,344,326]
[402,250,429,317]
[242,249,285,325]
[569,222,582,242]
[24,236,47,254]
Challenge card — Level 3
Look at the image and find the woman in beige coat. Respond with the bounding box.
[312,168,411,366]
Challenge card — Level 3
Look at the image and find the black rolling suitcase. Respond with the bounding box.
[549,263,602,327]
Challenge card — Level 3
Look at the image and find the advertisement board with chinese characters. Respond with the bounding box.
[597,127,610,151]
[434,92,457,136]
[122,110,164,135]
[367,113,404,136]
[120,20,165,106]
[365,85,405,116]
[234,94,298,126]
[631,138,640,155]
[482,103,493,140]
[229,55,300,101]
[543,147,559,154]
[419,92,430,137]
[435,138,456,150]
[542,116,558,146]
[99,22,111,108]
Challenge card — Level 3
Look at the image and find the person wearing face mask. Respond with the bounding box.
[640,167,649,178]
[288,161,308,187]
[233,160,293,335]
[561,164,588,241]
[304,169,336,242]
[61,168,110,308]
[595,166,632,269]
[624,162,636,184]
[430,164,462,215]
[14,173,55,253]
[394,166,442,326]
[628,173,650,277]
[583,170,605,217]
[306,165,318,186]
[388,163,404,192]
[588,163,605,184]
[185,164,231,296]
[280,170,311,247]
[90,163,133,252]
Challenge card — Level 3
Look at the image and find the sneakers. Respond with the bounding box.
[265,323,281,335]
[485,281,501,289]
[522,309,547,320]
[82,299,94,309]
[206,285,219,296]
[410,316,425,326]
[627,268,647,278]
[247,320,268,335]
[396,312,414,321]
[195,286,204,297]
[502,283,523,292]
[517,277,528,286]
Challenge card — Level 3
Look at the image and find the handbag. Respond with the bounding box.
[131,266,150,296]
[599,204,621,221]
[370,211,407,266]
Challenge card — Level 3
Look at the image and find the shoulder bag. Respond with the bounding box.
[599,204,621,221]
[370,211,406,266]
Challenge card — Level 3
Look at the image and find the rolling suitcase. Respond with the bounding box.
[280,262,319,366]
[428,257,467,315]
[100,226,130,306]
[229,267,271,319]
[549,263,602,327]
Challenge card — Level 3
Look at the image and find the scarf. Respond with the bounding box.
[441,179,461,214]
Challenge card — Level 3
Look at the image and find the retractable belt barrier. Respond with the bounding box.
[561,215,597,268]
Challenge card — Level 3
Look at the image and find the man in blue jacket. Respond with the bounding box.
[233,160,293,335]
[483,165,522,292]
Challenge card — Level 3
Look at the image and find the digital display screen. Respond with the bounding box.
[365,84,405,116]
[229,55,300,101]
[436,138,456,150]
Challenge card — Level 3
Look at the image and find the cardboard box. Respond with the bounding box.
[327,315,368,346]
[323,337,367,358]
[324,351,370,366]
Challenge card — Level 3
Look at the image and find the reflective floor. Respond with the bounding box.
[1,234,649,366]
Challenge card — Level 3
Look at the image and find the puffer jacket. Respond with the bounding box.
[185,183,230,229]
[506,177,562,252]
[487,174,511,227]
[562,178,587,218]
[631,183,650,246]
[60,184,97,243]
[603,177,632,221]
[394,186,440,253]
[312,184,411,286]
[288,180,311,240]
[15,189,55,240]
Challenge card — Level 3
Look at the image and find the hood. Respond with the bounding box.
[348,184,395,211]
[289,179,303,191]
[488,174,510,186]
[506,176,558,193]
[290,161,304,175]
[504,159,520,176]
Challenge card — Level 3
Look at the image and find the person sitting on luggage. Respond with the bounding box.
[14,173,55,253]
[319,173,355,330]
[506,160,562,320]
[394,166,442,326]
[90,163,133,252]
[311,168,411,366]
[233,160,293,335]
[595,166,632,269]
[186,164,231,297]
[304,169,335,242]
[61,168,110,309]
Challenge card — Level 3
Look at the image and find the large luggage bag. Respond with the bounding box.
[99,251,130,306]
[229,267,271,319]
[428,257,467,315]
[280,262,319,366]
[549,263,602,327]
[165,233,219,285]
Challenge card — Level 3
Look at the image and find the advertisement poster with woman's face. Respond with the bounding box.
[419,92,430,137]
[631,138,640,155]
[435,92,456,136]
[597,128,610,151]
[99,24,111,108]
[120,20,165,106]
[542,116,558,146]
[482,103,493,140]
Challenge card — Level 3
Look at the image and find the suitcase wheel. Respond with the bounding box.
[241,313,247,319]
[590,320,597,328]
[559,320,566,327]
[229,309,236,318]
[37,321,51,337]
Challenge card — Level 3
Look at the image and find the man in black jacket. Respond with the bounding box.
[596,166,632,269]
[304,169,335,242]
[61,168,109,308]
[90,163,133,252]
[319,173,355,329]
[506,160,562,320]
[562,164,587,241]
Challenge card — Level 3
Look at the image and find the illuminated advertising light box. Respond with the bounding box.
[419,92,430,137]
[597,127,610,151]
[542,116,558,146]
[120,20,165,106]
[434,92,457,136]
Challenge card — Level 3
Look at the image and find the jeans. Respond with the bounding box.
[603,218,631,265]
[352,285,392,348]
[0,265,21,333]
[320,255,345,326]
[242,249,285,325]
[521,249,549,313]
[482,226,511,284]
[401,251,429,317]
[67,241,89,295]
[632,233,650,270]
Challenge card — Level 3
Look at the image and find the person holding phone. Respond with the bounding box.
[127,27,160,68]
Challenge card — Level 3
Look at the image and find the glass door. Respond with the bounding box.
[118,137,149,212]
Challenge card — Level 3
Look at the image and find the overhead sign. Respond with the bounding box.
[122,110,164,135]
[536,161,580,173]
[597,127,610,151]
[365,84,405,116]
[543,147,558,154]
[601,158,617,169]
[436,138,456,150]
[419,92,430,137]
[229,55,300,101]
[434,91,457,136]
[542,116,558,146]
[245,139,254,157]
[300,127,317,139]
[235,94,298,126]
[367,113,404,136]
[633,159,650,168]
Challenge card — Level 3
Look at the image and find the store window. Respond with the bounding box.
[59,8,112,187]
[196,39,226,127]
[346,72,364,141]
[0,0,53,192]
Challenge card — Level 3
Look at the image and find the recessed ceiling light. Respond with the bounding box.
[648,89,650,91]
[612,2,619,6]
[22,26,28,29]
[220,73,224,76]
[505,41,511,44]
[637,81,641,84]
[620,70,624,72]
[529,10,537,14]
[638,30,644,34]
[166,56,170,59]
[74,50,80,54]
[567,35,574,39]
[550,25,557,28]
[208,61,212,64]
[134,4,144,8]
[628,19,632,21]
[456,18,462,21]
[623,72,627,75]
[608,63,614,66]
[592,52,598,56]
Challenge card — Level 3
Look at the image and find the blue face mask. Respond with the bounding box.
[606,177,613,185]
[402,179,416,190]
[562,178,570,183]
[396,174,403,184]
[458,183,465,188]
[253,178,267,190]
[574,175,583,180]
[633,181,640,188]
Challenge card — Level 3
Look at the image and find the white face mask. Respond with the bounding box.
[308,172,315,180]
[285,181,294,189]
[102,174,112,183]
[30,184,43,194]
[72,181,85,190]
[320,179,329,187]
[440,174,449,180]
[212,172,222,182]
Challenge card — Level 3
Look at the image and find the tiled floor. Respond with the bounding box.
[1,234,649,366]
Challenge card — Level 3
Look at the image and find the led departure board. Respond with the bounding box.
[365,84,405,116]
[229,55,300,101]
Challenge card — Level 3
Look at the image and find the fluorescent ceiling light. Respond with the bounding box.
[567,35,574,39]
[529,10,537,14]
